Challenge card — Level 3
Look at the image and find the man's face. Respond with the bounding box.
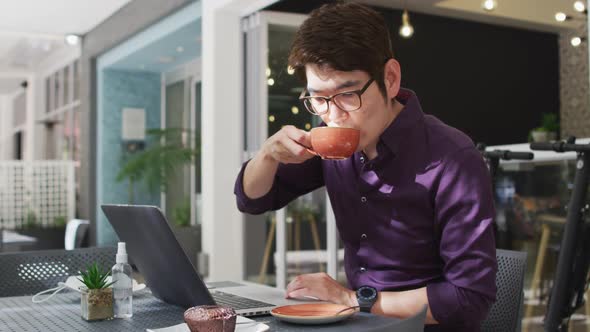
[304,64,394,152]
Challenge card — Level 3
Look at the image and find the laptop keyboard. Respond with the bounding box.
[211,291,274,310]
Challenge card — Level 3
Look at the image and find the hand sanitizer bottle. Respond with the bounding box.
[112,242,133,318]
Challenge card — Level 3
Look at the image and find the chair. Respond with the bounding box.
[0,247,116,297]
[366,304,427,332]
[481,249,527,332]
[64,219,90,250]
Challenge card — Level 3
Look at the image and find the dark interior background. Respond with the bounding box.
[266,0,560,146]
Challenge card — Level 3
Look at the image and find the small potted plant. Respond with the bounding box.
[530,113,559,143]
[78,263,115,321]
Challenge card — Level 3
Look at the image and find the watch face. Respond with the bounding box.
[358,286,377,300]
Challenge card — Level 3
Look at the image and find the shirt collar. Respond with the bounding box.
[378,88,424,155]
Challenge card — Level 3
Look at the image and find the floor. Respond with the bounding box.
[523,297,590,332]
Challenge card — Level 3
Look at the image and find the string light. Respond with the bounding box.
[269,115,276,122]
[571,36,584,47]
[291,106,299,114]
[287,66,295,75]
[574,1,586,13]
[482,0,497,11]
[555,12,569,22]
[399,10,414,38]
[267,78,275,86]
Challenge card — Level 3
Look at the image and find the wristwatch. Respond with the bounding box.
[356,285,378,313]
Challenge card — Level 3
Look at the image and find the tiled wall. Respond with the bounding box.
[98,69,161,245]
[560,20,590,138]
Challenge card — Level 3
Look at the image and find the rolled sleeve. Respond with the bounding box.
[427,280,494,327]
[234,160,279,214]
[234,156,324,215]
[431,147,497,326]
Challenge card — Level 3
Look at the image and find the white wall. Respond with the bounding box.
[0,95,11,160]
[200,0,279,281]
[0,89,26,160]
[0,70,27,160]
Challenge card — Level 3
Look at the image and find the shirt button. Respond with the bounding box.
[361,234,367,240]
[360,196,367,203]
[360,267,367,273]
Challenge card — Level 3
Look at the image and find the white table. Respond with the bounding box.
[2,230,37,245]
[1,230,37,252]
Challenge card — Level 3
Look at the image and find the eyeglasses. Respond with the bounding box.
[299,78,375,115]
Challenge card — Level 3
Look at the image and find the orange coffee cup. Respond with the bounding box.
[309,127,360,160]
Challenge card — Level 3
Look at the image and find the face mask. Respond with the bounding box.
[32,276,146,303]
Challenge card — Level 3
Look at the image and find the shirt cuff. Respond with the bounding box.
[427,280,492,327]
[427,281,460,325]
[234,160,277,214]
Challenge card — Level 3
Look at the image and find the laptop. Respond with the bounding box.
[101,204,303,316]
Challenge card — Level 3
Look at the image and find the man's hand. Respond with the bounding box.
[285,272,358,307]
[261,125,316,164]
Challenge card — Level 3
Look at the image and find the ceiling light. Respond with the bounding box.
[571,36,585,47]
[65,34,80,46]
[176,46,184,53]
[267,78,275,86]
[399,10,414,38]
[555,12,570,22]
[574,1,586,13]
[482,0,497,11]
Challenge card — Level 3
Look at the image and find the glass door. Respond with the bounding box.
[243,11,342,289]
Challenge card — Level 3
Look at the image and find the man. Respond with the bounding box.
[234,2,496,331]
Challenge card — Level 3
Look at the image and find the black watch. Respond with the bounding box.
[356,286,378,313]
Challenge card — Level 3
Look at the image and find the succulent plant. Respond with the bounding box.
[78,263,115,290]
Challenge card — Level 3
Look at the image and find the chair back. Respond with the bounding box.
[64,219,90,250]
[0,247,116,297]
[481,249,527,332]
[366,304,427,332]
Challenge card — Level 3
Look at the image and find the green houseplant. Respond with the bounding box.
[116,128,198,205]
[530,113,559,143]
[78,263,115,321]
[172,198,191,227]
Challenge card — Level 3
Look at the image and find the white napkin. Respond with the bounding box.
[146,316,269,332]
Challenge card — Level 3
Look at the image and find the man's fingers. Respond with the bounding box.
[286,276,303,294]
[286,288,310,300]
[281,136,310,157]
[285,127,311,148]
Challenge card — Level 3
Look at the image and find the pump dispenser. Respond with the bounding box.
[116,242,128,264]
[112,242,133,318]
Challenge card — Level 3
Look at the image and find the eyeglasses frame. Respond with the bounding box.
[298,78,375,115]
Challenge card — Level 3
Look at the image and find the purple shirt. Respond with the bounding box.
[235,89,497,331]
